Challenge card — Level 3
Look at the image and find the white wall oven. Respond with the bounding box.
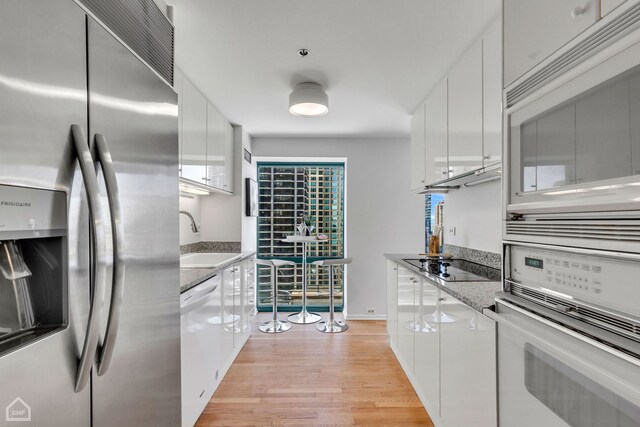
[489,243,640,427]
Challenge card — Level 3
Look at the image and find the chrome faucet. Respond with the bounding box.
[179,210,199,233]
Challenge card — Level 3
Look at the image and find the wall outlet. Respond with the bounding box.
[448,226,456,236]
[366,308,375,315]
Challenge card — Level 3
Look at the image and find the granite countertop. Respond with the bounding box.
[180,251,256,293]
[385,253,502,313]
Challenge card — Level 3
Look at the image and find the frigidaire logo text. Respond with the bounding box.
[0,201,31,207]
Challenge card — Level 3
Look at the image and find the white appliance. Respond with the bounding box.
[180,274,226,427]
[504,3,640,253]
[0,1,180,426]
[488,243,640,426]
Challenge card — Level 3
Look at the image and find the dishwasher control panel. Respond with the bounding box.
[508,245,639,317]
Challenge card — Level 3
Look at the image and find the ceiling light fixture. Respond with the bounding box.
[289,82,329,117]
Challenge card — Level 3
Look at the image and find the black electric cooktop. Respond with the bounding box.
[402,258,500,282]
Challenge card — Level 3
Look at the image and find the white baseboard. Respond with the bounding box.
[344,314,386,320]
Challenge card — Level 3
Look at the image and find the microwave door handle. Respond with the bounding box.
[70,124,107,393]
[93,133,125,377]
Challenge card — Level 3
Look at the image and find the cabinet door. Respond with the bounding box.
[223,121,234,193]
[232,265,243,348]
[206,103,225,190]
[181,76,207,184]
[413,278,440,417]
[601,0,627,17]
[222,265,236,352]
[396,266,415,372]
[440,297,497,427]
[386,260,399,347]
[483,20,503,166]
[504,0,598,87]
[425,79,449,184]
[448,41,483,177]
[175,68,184,177]
[411,103,427,190]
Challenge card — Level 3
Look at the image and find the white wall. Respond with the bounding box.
[252,136,424,319]
[442,179,501,254]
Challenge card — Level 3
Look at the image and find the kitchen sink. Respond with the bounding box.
[180,252,241,269]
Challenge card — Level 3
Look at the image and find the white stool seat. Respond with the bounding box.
[272,259,296,268]
[312,258,352,267]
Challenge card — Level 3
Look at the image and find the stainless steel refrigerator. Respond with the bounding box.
[0,1,181,426]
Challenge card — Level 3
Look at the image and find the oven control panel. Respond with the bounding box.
[509,245,640,317]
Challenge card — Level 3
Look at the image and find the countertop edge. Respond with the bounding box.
[180,251,256,293]
[385,253,501,313]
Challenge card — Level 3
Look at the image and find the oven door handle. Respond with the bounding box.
[490,297,640,368]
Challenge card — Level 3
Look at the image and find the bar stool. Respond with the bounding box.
[312,258,352,333]
[257,259,294,333]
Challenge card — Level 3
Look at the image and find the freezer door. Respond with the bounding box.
[0,1,92,427]
[86,18,181,427]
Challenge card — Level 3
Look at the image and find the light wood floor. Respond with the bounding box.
[195,313,434,427]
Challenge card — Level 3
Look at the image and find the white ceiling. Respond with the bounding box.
[167,0,501,138]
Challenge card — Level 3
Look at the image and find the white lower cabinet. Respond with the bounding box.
[440,295,497,427]
[386,260,399,347]
[181,258,254,427]
[413,277,440,418]
[387,261,497,427]
[397,266,417,372]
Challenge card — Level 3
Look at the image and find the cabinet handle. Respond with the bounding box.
[483,155,490,160]
[202,177,211,182]
[442,171,448,175]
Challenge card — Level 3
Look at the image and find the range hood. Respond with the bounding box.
[416,162,501,194]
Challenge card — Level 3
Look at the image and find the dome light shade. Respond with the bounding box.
[289,82,328,116]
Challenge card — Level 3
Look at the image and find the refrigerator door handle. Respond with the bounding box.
[71,124,107,393]
[94,133,126,377]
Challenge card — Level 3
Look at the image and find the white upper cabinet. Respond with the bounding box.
[482,20,503,166]
[448,40,483,177]
[223,121,234,193]
[181,76,208,184]
[410,103,427,191]
[206,103,225,189]
[410,17,503,189]
[601,0,627,16]
[176,68,235,194]
[504,0,598,87]
[425,79,449,183]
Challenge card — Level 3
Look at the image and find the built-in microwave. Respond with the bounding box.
[505,6,640,252]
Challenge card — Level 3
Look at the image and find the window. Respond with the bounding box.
[257,163,345,312]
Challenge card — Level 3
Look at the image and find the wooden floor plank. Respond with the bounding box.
[194,314,434,427]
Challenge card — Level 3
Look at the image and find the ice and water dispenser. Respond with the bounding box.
[0,184,67,354]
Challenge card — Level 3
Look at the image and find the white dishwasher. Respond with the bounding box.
[180,274,224,427]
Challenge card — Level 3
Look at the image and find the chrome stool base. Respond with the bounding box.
[316,319,348,333]
[259,319,292,334]
[287,310,322,324]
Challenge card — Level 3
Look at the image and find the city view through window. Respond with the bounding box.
[257,163,345,311]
